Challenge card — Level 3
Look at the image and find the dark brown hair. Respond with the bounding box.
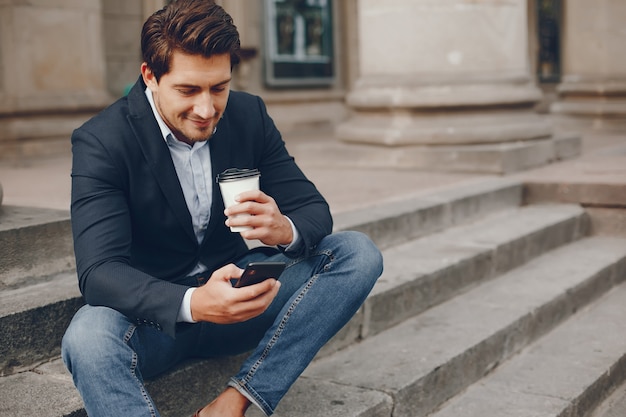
[141,0,241,81]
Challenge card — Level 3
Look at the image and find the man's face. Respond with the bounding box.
[142,51,232,145]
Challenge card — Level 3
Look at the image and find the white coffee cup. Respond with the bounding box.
[217,168,261,232]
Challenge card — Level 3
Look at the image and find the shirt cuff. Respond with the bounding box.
[177,287,197,323]
[281,216,301,252]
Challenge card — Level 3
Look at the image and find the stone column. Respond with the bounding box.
[0,0,111,160]
[335,0,575,174]
[218,0,258,91]
[550,0,626,131]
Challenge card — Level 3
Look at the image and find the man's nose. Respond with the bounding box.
[194,93,215,119]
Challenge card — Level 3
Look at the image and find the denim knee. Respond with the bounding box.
[327,231,384,278]
[62,305,134,374]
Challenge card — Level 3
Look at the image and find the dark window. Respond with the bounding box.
[264,0,335,87]
[537,0,561,83]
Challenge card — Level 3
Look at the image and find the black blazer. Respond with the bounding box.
[70,77,332,337]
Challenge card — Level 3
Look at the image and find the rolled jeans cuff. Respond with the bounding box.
[227,378,268,416]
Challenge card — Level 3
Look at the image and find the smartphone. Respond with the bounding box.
[234,261,286,288]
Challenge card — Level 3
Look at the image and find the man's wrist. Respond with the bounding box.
[177,287,197,323]
[280,216,301,252]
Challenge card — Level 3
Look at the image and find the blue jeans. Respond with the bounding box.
[62,231,383,416]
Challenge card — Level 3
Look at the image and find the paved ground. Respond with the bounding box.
[0,128,624,214]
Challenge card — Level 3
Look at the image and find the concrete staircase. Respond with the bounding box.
[1,178,625,417]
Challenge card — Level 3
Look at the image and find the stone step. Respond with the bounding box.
[289,133,580,174]
[0,177,526,376]
[355,203,588,339]
[0,271,82,375]
[333,177,522,250]
[0,205,73,290]
[264,235,626,417]
[0,202,586,378]
[0,359,85,417]
[0,202,594,416]
[524,176,626,207]
[429,281,626,417]
[0,178,522,290]
[592,378,626,417]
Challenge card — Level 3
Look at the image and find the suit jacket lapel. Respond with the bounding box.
[127,79,196,243]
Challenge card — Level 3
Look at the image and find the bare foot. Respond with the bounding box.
[197,387,251,417]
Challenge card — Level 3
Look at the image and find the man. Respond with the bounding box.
[61,1,383,417]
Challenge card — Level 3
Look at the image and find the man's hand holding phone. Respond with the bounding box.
[235,261,286,288]
[190,262,284,323]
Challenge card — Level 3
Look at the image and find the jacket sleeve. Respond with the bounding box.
[252,96,333,257]
[71,127,187,338]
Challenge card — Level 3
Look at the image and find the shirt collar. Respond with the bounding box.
[145,87,175,144]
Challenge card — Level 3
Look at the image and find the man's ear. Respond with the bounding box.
[141,63,157,89]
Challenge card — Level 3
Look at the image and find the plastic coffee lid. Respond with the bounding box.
[217,168,260,182]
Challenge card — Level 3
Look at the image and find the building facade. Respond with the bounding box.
[0,0,624,171]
